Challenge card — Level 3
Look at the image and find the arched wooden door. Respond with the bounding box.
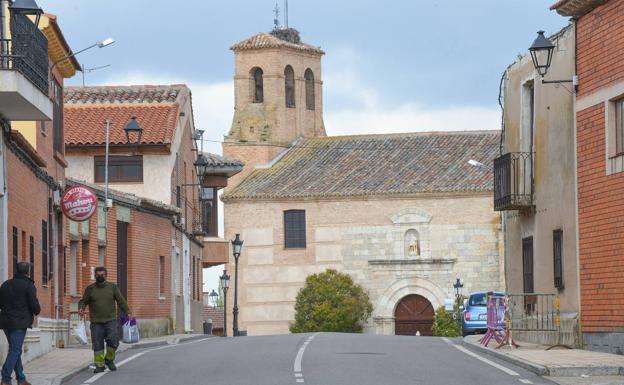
[394,294,434,336]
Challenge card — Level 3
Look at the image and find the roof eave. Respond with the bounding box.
[550,0,608,16]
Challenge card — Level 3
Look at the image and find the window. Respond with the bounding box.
[305,69,315,110]
[12,227,17,276]
[251,67,264,103]
[94,156,143,183]
[52,79,63,154]
[553,229,564,290]
[42,221,48,285]
[200,187,217,237]
[284,210,306,248]
[29,236,34,278]
[159,256,165,297]
[522,236,534,293]
[285,65,295,108]
[616,98,624,155]
[469,293,488,307]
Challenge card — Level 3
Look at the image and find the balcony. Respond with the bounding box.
[494,152,534,211]
[202,238,229,267]
[0,14,52,121]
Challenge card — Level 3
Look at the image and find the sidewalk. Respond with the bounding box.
[462,334,624,380]
[23,333,210,385]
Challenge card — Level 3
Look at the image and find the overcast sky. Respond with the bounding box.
[37,0,569,291]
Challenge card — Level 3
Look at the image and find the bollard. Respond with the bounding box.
[203,319,213,335]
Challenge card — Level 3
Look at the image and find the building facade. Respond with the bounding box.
[497,24,580,346]
[63,85,205,333]
[552,0,624,353]
[1,5,80,362]
[223,28,504,336]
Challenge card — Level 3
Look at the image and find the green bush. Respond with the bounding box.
[431,305,459,337]
[290,269,373,333]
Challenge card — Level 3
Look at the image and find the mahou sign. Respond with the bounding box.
[61,185,97,222]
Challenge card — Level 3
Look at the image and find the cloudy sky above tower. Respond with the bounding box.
[38,0,567,153]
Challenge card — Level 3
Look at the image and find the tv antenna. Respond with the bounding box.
[273,2,280,29]
[284,0,289,28]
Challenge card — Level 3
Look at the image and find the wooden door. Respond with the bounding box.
[394,294,434,336]
[116,221,128,301]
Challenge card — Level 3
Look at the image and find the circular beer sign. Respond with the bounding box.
[61,185,97,222]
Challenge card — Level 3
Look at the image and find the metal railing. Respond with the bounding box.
[506,293,559,332]
[494,152,534,211]
[0,14,49,93]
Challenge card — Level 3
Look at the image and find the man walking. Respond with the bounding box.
[79,267,131,373]
[0,262,41,385]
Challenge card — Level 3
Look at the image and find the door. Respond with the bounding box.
[394,294,435,336]
[116,221,128,302]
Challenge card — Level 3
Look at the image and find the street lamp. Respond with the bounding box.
[50,37,115,73]
[9,0,43,27]
[453,278,464,337]
[194,154,208,184]
[528,31,578,88]
[208,289,218,309]
[220,270,230,337]
[124,117,143,145]
[231,233,244,337]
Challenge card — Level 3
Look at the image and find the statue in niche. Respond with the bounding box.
[404,229,420,257]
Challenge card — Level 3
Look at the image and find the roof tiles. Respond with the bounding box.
[231,32,324,55]
[224,131,501,201]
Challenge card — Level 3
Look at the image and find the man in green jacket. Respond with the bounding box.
[79,267,131,373]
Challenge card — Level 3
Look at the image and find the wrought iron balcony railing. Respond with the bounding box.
[0,14,49,94]
[494,152,534,211]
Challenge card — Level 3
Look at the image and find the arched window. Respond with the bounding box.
[285,65,295,108]
[251,67,264,103]
[305,68,315,110]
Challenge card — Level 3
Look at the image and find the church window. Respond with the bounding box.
[251,67,264,103]
[285,65,295,108]
[305,69,315,110]
[404,229,420,257]
[284,210,306,248]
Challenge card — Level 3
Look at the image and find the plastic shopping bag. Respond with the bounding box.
[72,320,88,345]
[122,317,140,344]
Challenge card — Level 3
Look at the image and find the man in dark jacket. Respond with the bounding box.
[0,262,41,385]
[79,266,131,373]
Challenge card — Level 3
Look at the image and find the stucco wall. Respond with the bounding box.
[224,194,503,336]
[501,25,579,315]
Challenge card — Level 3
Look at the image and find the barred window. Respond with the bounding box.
[553,229,564,290]
[284,210,306,249]
[522,236,534,293]
[616,98,624,155]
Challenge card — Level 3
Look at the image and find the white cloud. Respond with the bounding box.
[102,72,233,155]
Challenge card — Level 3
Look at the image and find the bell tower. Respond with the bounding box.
[223,27,326,187]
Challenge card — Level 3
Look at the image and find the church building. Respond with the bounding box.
[222,27,504,336]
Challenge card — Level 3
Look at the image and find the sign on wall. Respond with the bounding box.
[61,185,98,222]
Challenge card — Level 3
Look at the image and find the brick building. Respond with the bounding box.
[1,5,80,362]
[222,27,504,336]
[63,85,207,334]
[551,0,624,352]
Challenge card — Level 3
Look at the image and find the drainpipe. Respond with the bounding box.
[1,0,7,65]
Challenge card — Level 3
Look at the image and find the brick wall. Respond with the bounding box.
[577,0,624,98]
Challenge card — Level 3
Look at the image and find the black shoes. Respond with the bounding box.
[105,360,117,371]
[93,366,105,374]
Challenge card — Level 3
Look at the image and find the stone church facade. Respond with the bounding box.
[222,28,504,336]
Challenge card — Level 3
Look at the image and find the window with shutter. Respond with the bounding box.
[522,236,534,293]
[553,229,564,290]
[284,210,306,249]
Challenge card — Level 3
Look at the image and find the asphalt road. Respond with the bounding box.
[65,333,557,385]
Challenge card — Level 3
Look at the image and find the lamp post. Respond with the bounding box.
[453,278,464,337]
[220,270,230,337]
[50,37,114,74]
[231,233,243,337]
[528,30,578,88]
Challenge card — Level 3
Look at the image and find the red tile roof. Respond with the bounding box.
[231,32,324,55]
[64,104,179,146]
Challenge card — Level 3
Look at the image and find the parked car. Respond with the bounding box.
[461,291,505,337]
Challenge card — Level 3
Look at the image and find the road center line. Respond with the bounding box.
[452,345,520,376]
[294,334,318,373]
[519,379,533,384]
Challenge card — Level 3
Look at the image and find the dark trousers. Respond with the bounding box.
[90,320,119,367]
[2,328,27,384]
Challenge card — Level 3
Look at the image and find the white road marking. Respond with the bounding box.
[295,373,303,377]
[294,334,318,373]
[296,380,304,383]
[452,345,520,376]
[81,337,212,384]
[519,379,533,384]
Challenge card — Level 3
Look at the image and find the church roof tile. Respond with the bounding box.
[223,131,500,201]
[231,32,324,55]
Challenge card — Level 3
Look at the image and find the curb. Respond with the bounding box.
[460,338,624,377]
[54,335,214,384]
[460,338,549,376]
